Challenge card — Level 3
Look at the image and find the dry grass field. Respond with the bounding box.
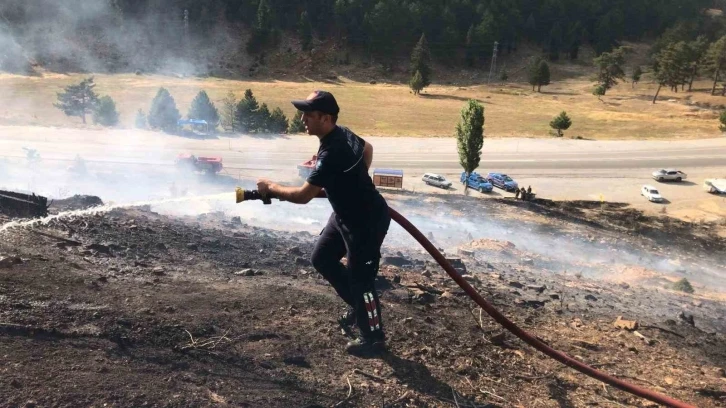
[1,66,726,139]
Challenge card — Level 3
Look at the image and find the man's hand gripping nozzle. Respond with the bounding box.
[235,187,275,205]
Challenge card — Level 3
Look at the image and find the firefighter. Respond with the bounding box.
[256,91,390,355]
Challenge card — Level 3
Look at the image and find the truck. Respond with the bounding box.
[460,172,493,193]
[175,153,223,174]
[297,155,318,179]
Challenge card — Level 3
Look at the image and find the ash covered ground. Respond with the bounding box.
[1,162,726,407]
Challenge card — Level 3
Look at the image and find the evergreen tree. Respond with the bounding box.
[707,36,726,95]
[524,13,537,39]
[54,77,99,124]
[410,33,432,89]
[537,60,551,92]
[593,46,628,95]
[465,24,476,67]
[269,107,289,133]
[148,87,181,133]
[549,111,572,137]
[456,100,485,193]
[288,110,306,133]
[593,84,606,100]
[235,89,260,132]
[135,109,147,129]
[247,0,274,53]
[527,56,543,91]
[474,10,497,61]
[631,66,643,88]
[299,11,313,51]
[257,103,272,132]
[566,22,583,60]
[409,70,425,95]
[188,90,220,130]
[220,91,237,131]
[500,68,508,81]
[686,36,708,92]
[548,22,563,61]
[92,95,120,127]
[652,41,691,103]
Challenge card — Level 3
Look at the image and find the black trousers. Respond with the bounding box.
[311,211,391,339]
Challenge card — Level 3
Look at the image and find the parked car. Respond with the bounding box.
[486,172,519,191]
[652,169,687,182]
[460,172,493,192]
[641,185,664,202]
[704,178,726,194]
[422,173,452,189]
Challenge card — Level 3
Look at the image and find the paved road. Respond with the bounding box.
[2,127,726,175]
[1,126,725,220]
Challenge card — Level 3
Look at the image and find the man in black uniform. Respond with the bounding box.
[256,90,390,355]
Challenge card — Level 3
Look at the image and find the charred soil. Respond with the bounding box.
[0,200,725,407]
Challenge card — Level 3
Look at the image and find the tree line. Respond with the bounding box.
[1,0,714,72]
[54,78,305,134]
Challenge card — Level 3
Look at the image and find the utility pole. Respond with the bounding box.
[488,41,499,83]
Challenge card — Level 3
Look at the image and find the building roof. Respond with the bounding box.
[374,168,403,177]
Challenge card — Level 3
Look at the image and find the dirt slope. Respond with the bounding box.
[0,204,725,407]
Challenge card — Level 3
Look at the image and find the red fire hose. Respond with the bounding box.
[236,189,696,408]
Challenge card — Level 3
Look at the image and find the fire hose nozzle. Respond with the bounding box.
[234,188,273,205]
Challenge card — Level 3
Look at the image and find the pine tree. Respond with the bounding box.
[299,11,313,52]
[527,56,543,91]
[92,95,120,127]
[537,60,551,92]
[548,22,563,61]
[549,111,572,137]
[631,66,643,88]
[148,87,181,133]
[474,10,497,61]
[135,109,147,129]
[465,25,476,67]
[257,103,272,133]
[54,77,99,124]
[686,36,708,92]
[247,0,273,53]
[593,46,628,95]
[269,107,289,133]
[410,33,432,89]
[409,70,424,95]
[220,91,237,131]
[288,110,306,133]
[652,41,691,103]
[235,89,260,132]
[188,90,220,130]
[566,22,583,60]
[593,84,606,100]
[706,36,726,95]
[456,100,485,193]
[500,68,509,81]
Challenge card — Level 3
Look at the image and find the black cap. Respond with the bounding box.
[291,90,340,115]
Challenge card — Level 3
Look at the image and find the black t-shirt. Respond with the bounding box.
[307,125,387,229]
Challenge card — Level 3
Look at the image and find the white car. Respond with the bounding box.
[641,185,664,202]
[422,173,452,189]
[704,178,726,194]
[652,169,687,182]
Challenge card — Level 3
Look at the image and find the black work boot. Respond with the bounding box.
[345,334,386,355]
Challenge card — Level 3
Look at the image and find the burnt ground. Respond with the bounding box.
[0,196,725,408]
